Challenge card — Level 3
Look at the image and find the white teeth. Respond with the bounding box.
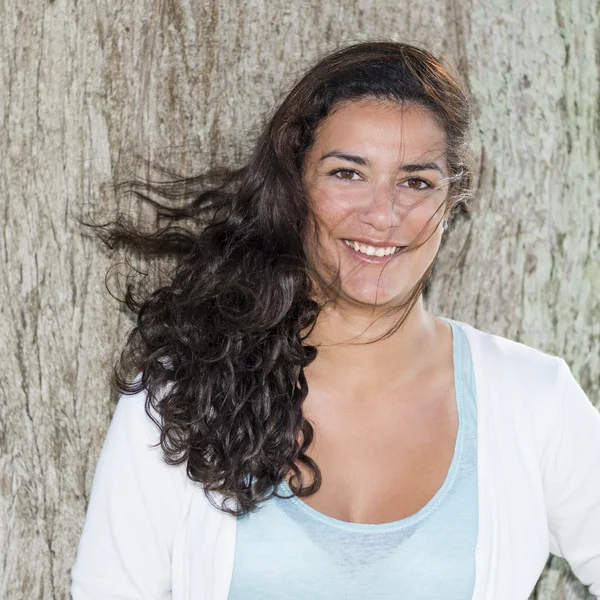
[343,240,403,257]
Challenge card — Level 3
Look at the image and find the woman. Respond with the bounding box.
[71,41,600,599]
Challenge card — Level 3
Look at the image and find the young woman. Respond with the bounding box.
[71,41,600,599]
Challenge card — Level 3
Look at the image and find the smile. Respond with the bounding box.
[342,239,405,257]
[340,239,408,265]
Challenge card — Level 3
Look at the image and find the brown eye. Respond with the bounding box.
[404,178,429,190]
[332,169,359,181]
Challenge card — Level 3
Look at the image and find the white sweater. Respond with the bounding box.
[71,318,600,599]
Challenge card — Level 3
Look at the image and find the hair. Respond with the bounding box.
[89,41,474,516]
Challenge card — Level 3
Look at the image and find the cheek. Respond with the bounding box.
[402,197,445,236]
[310,186,357,232]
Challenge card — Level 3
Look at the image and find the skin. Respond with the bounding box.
[293,98,458,524]
[302,98,453,394]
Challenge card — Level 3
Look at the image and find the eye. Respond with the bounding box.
[401,177,432,191]
[330,168,362,181]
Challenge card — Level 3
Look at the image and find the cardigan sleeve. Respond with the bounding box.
[70,389,188,599]
[543,357,600,598]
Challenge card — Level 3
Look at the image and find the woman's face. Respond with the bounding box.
[302,98,450,309]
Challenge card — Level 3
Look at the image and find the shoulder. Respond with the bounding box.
[97,380,190,494]
[109,386,162,444]
[450,317,561,390]
[448,318,579,450]
[103,385,161,454]
[449,317,566,431]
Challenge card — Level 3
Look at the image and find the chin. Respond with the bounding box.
[335,267,405,304]
[340,285,408,308]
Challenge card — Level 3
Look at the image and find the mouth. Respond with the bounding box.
[341,239,408,264]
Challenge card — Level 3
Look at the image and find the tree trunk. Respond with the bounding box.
[1,0,597,598]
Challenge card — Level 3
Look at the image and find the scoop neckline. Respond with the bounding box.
[276,318,466,532]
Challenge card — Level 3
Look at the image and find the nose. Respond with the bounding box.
[358,182,402,229]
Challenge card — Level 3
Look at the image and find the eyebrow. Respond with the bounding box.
[319,150,444,174]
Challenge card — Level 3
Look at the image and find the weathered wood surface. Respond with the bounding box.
[0,0,597,598]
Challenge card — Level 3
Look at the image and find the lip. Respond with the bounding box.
[340,239,408,265]
[342,237,408,248]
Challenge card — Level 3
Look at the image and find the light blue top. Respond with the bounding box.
[227,319,478,599]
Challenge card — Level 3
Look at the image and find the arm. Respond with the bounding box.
[71,389,188,599]
[543,357,600,598]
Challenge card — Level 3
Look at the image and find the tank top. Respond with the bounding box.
[227,320,478,599]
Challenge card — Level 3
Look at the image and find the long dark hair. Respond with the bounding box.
[90,41,473,516]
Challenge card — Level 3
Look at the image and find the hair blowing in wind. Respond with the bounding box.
[87,41,474,516]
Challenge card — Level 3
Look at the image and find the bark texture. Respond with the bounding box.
[0,0,598,598]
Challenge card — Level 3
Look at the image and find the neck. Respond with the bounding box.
[302,296,439,395]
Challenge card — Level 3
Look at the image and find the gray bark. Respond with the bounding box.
[0,0,598,598]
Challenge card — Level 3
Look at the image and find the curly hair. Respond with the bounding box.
[90,41,474,516]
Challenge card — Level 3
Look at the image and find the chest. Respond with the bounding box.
[291,364,458,524]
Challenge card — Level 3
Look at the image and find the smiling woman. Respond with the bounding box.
[71,41,600,600]
[302,99,452,311]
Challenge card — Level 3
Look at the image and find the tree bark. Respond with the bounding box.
[0,0,597,598]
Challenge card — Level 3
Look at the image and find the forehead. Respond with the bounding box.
[313,99,447,163]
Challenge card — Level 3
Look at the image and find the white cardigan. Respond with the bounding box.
[71,318,600,599]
